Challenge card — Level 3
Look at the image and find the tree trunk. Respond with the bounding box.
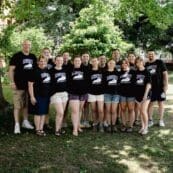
[0,73,9,112]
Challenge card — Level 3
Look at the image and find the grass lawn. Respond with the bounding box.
[0,73,173,173]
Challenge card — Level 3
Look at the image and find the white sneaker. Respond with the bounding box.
[14,123,21,134]
[84,121,91,128]
[159,120,165,127]
[148,120,154,127]
[141,128,148,135]
[22,120,34,129]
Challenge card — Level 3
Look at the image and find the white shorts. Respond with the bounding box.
[88,94,104,102]
[50,92,68,104]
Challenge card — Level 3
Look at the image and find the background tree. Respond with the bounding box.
[60,0,132,57]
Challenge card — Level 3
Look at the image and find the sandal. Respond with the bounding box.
[39,130,46,136]
[73,130,78,136]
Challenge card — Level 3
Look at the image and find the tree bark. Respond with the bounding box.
[0,73,9,112]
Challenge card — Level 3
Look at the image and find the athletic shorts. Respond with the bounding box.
[13,90,28,109]
[151,90,166,102]
[120,96,135,103]
[135,92,151,102]
[28,96,50,115]
[104,94,120,103]
[69,94,88,101]
[50,92,68,104]
[88,94,104,102]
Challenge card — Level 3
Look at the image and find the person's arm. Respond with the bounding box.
[143,83,151,101]
[163,71,168,93]
[28,81,36,105]
[9,65,16,89]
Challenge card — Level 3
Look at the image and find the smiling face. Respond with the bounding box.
[42,48,51,59]
[73,57,81,68]
[135,58,144,69]
[128,53,136,64]
[22,40,31,54]
[82,53,90,64]
[121,59,129,71]
[91,58,99,68]
[38,57,47,69]
[55,56,63,67]
[147,51,155,61]
[107,59,115,70]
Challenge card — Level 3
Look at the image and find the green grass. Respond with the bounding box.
[0,73,173,173]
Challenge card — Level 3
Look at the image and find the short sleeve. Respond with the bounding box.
[159,60,167,72]
[145,70,151,84]
[28,70,36,82]
[9,53,18,66]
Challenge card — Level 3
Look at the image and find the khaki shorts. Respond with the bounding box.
[50,92,68,104]
[88,94,104,102]
[13,90,28,109]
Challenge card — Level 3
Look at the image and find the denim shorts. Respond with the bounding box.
[104,94,120,103]
[120,96,135,102]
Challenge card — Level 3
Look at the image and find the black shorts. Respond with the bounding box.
[135,92,151,102]
[151,89,166,102]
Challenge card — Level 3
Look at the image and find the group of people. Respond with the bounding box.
[9,40,168,137]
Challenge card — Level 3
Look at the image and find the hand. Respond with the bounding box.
[30,97,37,105]
[163,85,168,93]
[142,94,147,102]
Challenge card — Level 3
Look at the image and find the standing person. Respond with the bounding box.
[145,50,168,127]
[28,56,51,136]
[88,58,104,132]
[103,59,120,132]
[119,59,135,132]
[9,40,37,134]
[50,55,68,136]
[62,52,73,128]
[81,53,92,128]
[135,57,151,135]
[41,47,54,129]
[127,52,139,125]
[99,55,107,71]
[68,56,88,136]
[41,47,55,70]
[112,49,122,72]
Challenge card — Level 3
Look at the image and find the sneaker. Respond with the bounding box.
[22,120,34,129]
[141,128,148,135]
[84,121,91,128]
[126,127,133,133]
[103,121,109,127]
[134,120,140,126]
[148,120,154,127]
[159,120,165,127]
[99,123,104,133]
[14,123,21,134]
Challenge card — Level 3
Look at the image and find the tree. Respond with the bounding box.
[60,0,132,57]
[113,0,173,50]
[0,26,54,58]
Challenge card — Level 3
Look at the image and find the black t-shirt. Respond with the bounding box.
[68,67,88,95]
[119,69,135,97]
[28,67,51,97]
[10,51,37,90]
[47,59,55,70]
[50,67,68,95]
[116,61,121,72]
[134,69,151,99]
[103,70,119,95]
[145,59,167,91]
[89,69,104,95]
[63,60,73,72]
[130,63,136,71]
